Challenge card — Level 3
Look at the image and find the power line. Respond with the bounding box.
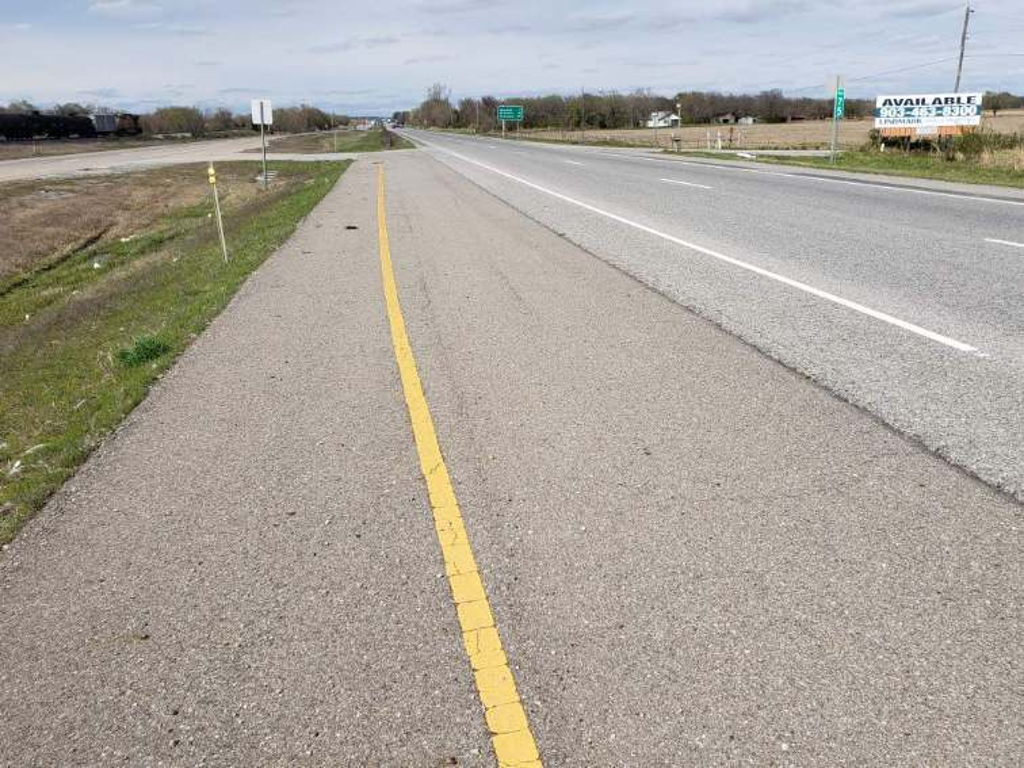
[848,55,961,83]
[768,55,961,96]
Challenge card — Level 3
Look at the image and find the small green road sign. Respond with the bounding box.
[497,105,524,121]
[834,88,846,120]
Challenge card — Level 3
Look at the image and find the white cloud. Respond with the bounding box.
[5,0,1022,113]
[307,36,400,54]
[88,1,162,20]
[134,21,208,36]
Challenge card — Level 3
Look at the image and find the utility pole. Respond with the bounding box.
[476,99,480,133]
[954,3,974,92]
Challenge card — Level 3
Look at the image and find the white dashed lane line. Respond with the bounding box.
[660,177,713,190]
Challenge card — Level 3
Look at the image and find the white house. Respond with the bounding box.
[646,111,680,129]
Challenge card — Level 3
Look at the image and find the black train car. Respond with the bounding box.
[115,113,142,135]
[0,113,97,140]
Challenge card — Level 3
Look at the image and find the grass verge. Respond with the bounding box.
[671,149,1024,189]
[260,129,413,154]
[429,128,641,149]
[0,160,348,544]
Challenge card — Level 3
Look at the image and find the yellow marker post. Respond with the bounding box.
[208,163,229,262]
[376,165,542,768]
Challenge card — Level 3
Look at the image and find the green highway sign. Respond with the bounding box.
[497,105,524,121]
[834,88,846,120]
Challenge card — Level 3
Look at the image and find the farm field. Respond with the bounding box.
[522,109,1024,150]
[0,160,348,544]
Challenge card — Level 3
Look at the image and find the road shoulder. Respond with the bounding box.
[0,159,491,766]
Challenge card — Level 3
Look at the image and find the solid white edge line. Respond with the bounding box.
[564,160,584,166]
[635,156,1024,208]
[660,177,713,190]
[985,237,1024,249]
[415,136,979,354]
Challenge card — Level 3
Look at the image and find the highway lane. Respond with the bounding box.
[0,135,264,182]
[0,135,392,182]
[403,129,1024,502]
[3,151,1020,765]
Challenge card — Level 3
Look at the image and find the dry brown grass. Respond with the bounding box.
[978,146,1024,172]
[0,165,266,284]
[526,109,1024,150]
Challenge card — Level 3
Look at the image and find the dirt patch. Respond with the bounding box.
[0,164,267,285]
[0,137,177,161]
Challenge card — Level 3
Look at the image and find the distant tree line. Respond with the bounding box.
[0,100,350,137]
[675,90,873,122]
[983,91,1024,115]
[409,85,1024,130]
[410,85,676,130]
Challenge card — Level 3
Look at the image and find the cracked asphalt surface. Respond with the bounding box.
[403,129,1024,504]
[1,150,1021,765]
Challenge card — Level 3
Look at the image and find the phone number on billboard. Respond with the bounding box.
[876,105,979,119]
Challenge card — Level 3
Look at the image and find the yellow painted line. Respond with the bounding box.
[375,164,542,768]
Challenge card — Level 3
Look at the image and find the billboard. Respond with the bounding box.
[874,92,982,136]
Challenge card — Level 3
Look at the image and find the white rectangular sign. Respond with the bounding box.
[251,99,273,126]
[874,92,983,129]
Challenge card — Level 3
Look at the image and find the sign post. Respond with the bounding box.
[208,163,229,262]
[497,105,524,140]
[829,76,845,164]
[250,99,273,189]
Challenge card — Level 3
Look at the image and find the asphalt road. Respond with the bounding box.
[1,150,1021,765]
[0,135,388,182]
[402,129,1024,503]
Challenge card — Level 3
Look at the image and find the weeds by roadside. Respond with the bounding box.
[0,160,348,544]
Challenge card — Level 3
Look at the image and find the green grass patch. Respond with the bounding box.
[264,129,413,154]
[0,160,349,544]
[116,335,171,367]
[672,149,1024,189]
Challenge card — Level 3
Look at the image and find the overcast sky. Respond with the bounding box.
[2,0,1022,115]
